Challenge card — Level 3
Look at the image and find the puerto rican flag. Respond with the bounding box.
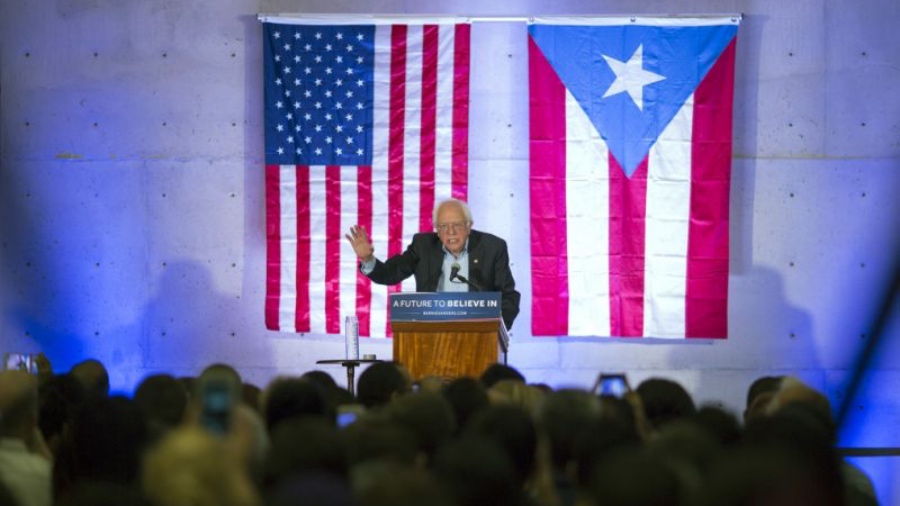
[529,17,740,338]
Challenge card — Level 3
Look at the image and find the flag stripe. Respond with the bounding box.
[418,25,439,232]
[565,89,611,337]
[643,95,693,338]
[265,165,282,330]
[307,167,325,332]
[608,155,647,337]
[295,166,311,333]
[451,23,470,200]
[338,165,359,335]
[686,39,735,338]
[386,25,408,334]
[388,25,408,259]
[528,37,568,336]
[325,165,342,334]
[400,26,423,296]
[434,25,455,200]
[356,165,373,336]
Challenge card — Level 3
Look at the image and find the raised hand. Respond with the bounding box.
[345,225,375,263]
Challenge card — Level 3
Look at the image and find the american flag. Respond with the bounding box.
[263,20,471,336]
[529,17,739,338]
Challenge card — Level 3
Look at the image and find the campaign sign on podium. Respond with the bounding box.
[390,292,508,381]
[390,292,502,322]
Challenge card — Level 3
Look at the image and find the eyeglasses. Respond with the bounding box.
[436,222,468,233]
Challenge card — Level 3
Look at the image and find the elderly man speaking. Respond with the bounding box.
[346,198,520,330]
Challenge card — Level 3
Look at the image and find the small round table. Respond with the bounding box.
[315,359,382,395]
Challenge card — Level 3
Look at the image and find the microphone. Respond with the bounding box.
[450,262,461,281]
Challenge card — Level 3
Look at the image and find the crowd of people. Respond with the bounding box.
[0,357,880,506]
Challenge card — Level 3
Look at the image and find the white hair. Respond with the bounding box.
[432,198,473,228]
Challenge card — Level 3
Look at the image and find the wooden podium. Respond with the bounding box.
[390,292,509,382]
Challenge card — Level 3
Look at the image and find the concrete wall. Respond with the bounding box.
[2,0,898,500]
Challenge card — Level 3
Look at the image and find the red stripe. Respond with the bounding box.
[264,165,282,330]
[324,165,341,334]
[386,25,408,336]
[528,36,568,336]
[356,165,373,337]
[451,23,470,200]
[419,25,438,232]
[608,155,647,338]
[295,166,311,332]
[686,39,736,339]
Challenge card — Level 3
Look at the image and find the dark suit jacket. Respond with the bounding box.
[365,230,521,330]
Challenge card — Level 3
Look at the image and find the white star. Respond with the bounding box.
[277,147,284,154]
[315,32,322,40]
[273,32,281,39]
[325,136,333,144]
[294,32,301,40]
[356,33,364,41]
[276,124,284,132]
[294,55,301,63]
[315,147,322,155]
[601,44,665,111]
[336,147,343,155]
[336,32,344,40]
[356,148,364,156]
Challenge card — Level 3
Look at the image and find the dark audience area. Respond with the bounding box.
[0,359,880,506]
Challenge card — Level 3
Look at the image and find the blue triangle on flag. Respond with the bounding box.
[529,23,738,177]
